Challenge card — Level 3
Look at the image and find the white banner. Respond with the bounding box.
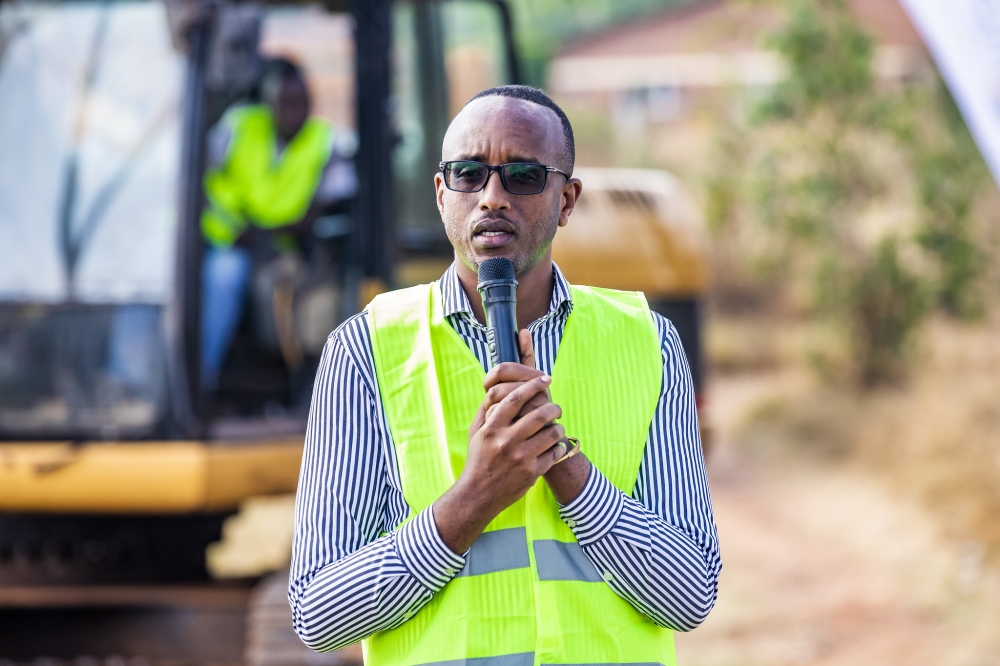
[899,0,1000,188]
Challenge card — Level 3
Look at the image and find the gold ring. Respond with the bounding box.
[554,437,580,465]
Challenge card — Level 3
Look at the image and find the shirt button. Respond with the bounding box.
[602,572,614,583]
[566,519,577,528]
[404,610,415,619]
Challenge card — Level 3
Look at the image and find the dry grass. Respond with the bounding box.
[856,316,1000,567]
[689,314,1000,664]
[710,312,1000,568]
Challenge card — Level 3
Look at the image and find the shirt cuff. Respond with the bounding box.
[393,505,467,592]
[558,466,625,546]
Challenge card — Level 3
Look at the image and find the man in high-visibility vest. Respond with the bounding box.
[289,85,719,665]
[200,57,355,389]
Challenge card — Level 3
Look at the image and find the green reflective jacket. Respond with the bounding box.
[201,104,333,248]
[363,279,677,666]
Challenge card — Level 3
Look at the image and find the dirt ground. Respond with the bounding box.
[247,364,1000,666]
[674,371,1000,666]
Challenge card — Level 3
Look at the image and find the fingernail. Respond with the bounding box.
[541,375,552,383]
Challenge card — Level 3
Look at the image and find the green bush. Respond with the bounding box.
[705,0,1000,385]
[909,84,990,319]
[735,0,934,386]
[849,239,929,386]
[759,0,874,122]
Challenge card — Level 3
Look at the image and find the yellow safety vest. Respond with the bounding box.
[201,104,334,248]
[363,280,676,666]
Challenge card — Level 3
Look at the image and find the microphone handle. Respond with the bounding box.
[480,281,520,366]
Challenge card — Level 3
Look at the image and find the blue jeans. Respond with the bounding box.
[201,246,252,390]
[107,304,162,393]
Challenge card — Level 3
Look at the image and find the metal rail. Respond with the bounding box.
[351,0,395,286]
[170,12,213,437]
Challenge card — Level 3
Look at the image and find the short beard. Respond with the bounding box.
[457,222,558,278]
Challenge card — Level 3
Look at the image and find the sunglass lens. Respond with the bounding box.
[447,162,489,192]
[502,164,547,194]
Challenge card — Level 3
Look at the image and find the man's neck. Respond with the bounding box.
[456,255,555,331]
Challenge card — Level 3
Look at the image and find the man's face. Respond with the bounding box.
[270,75,310,140]
[435,97,581,276]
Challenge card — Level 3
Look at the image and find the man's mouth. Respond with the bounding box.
[472,222,515,249]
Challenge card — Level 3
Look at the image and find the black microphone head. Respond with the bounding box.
[478,257,516,283]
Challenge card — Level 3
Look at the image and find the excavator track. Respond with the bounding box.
[0,514,228,586]
[0,569,362,665]
[0,584,250,663]
[245,570,362,666]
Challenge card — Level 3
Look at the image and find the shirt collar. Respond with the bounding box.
[440,262,573,323]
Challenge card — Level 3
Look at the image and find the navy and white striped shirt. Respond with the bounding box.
[289,263,721,651]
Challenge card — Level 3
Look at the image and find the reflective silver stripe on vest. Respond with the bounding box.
[455,527,530,577]
[419,653,534,666]
[533,540,603,582]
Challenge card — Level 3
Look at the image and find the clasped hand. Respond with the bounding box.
[463,330,568,511]
[434,330,591,555]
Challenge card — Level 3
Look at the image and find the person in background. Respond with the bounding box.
[200,57,356,390]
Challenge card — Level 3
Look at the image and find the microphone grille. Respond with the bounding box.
[477,257,516,282]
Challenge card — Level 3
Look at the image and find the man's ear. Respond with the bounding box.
[558,178,583,228]
[434,172,446,217]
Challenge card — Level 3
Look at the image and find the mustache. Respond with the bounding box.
[471,215,516,234]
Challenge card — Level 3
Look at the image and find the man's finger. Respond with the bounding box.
[519,329,536,370]
[487,375,553,425]
[517,391,550,419]
[484,379,550,406]
[507,401,562,442]
[525,423,567,463]
[469,403,487,435]
[484,381,522,410]
[483,382,551,425]
[484,361,543,390]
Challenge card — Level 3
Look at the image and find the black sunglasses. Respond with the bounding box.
[439,160,570,196]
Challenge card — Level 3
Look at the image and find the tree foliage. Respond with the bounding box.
[904,84,991,318]
[850,239,929,387]
[706,0,996,386]
[760,0,874,120]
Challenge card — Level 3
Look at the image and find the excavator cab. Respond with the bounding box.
[0,0,519,659]
[0,0,710,659]
[198,0,520,429]
[0,0,519,443]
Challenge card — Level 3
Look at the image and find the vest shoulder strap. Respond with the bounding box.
[367,283,484,513]
[549,284,662,494]
[224,103,270,127]
[223,104,271,147]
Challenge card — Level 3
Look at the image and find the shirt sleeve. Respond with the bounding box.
[288,314,466,652]
[314,128,359,207]
[558,314,721,631]
[314,157,357,207]
[205,118,234,170]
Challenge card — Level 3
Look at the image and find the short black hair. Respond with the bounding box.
[468,85,575,174]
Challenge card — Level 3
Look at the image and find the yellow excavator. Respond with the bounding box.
[0,0,707,661]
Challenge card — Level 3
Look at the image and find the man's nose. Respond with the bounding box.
[478,169,511,211]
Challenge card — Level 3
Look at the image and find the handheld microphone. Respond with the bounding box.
[477,258,520,367]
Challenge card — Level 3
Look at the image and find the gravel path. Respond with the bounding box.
[674,373,1000,666]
